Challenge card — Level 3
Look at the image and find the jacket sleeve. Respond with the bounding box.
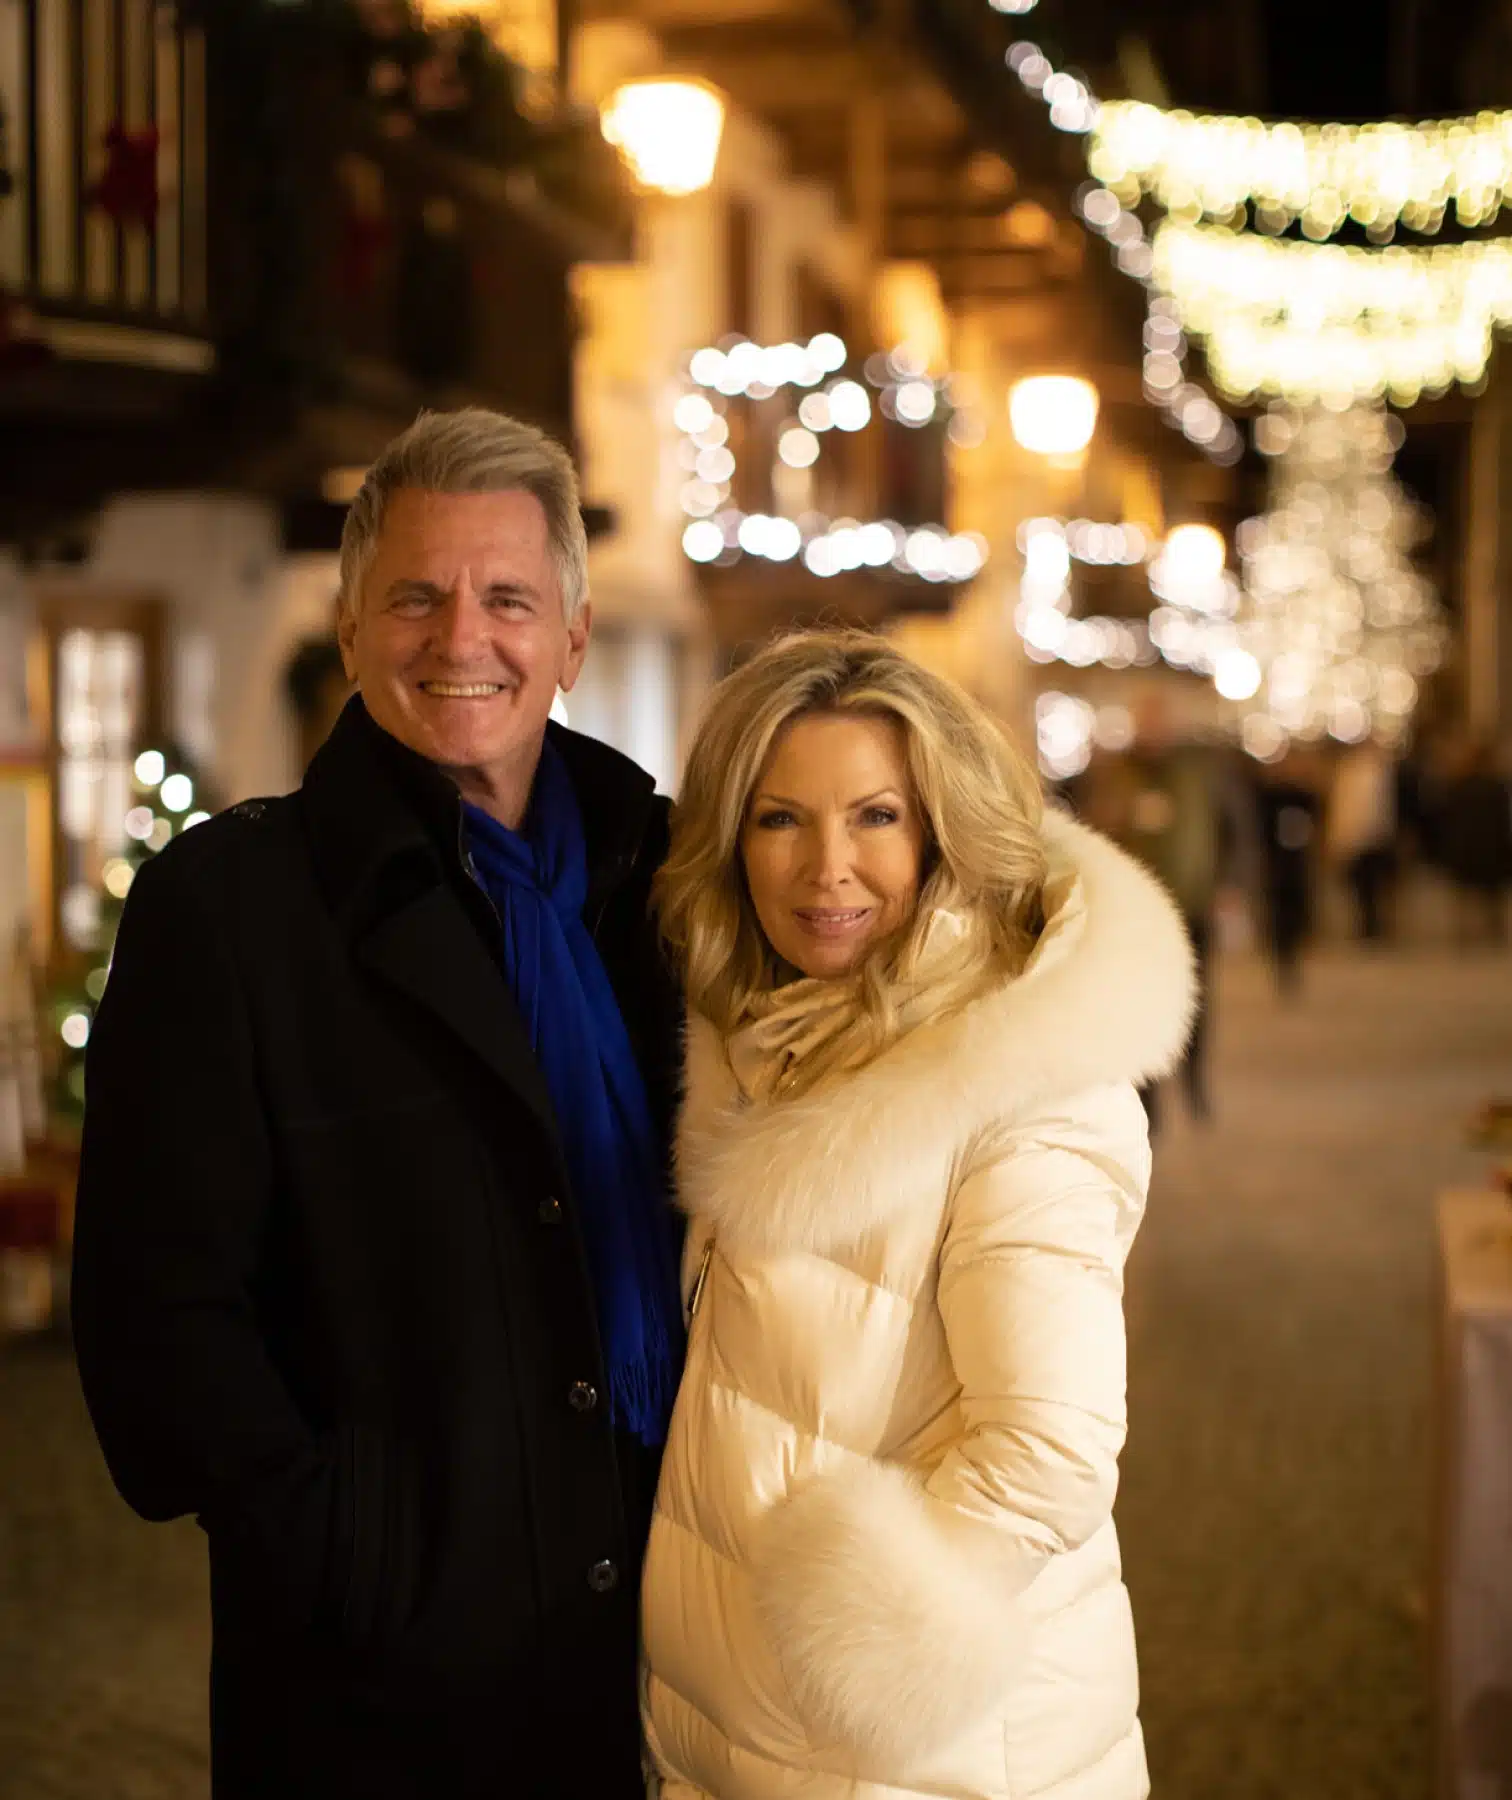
[71,843,348,1632]
[748,1082,1149,1764]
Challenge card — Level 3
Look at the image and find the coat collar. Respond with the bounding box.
[299,697,660,1155]
[302,696,658,933]
[676,810,1197,1258]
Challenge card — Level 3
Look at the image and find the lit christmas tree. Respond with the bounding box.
[46,745,209,1121]
[1229,407,1447,759]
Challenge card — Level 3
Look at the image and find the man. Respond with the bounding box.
[71,409,684,1797]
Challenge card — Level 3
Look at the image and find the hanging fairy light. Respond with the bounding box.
[1227,407,1446,749]
[675,335,987,579]
[1150,219,1512,403]
[1091,101,1512,239]
[1010,517,1245,675]
[999,37,1244,464]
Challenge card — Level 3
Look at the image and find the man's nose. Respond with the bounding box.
[433,584,489,658]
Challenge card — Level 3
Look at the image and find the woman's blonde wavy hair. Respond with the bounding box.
[656,629,1049,1094]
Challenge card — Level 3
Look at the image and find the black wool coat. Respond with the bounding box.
[71,698,683,1799]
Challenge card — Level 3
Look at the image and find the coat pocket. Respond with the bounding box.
[336,1420,424,1654]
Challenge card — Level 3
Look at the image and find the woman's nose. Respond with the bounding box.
[803,821,855,887]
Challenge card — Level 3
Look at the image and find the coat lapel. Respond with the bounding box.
[354,881,563,1157]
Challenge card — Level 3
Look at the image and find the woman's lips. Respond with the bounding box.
[792,907,873,940]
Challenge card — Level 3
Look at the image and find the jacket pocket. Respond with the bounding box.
[336,1420,424,1654]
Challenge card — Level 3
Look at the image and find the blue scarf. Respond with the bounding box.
[462,746,683,1447]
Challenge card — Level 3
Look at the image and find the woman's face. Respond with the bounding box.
[741,712,927,980]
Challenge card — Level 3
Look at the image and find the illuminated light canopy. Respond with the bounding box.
[1091,100,1512,238]
[1009,375,1100,457]
[601,80,725,197]
[1150,219,1512,404]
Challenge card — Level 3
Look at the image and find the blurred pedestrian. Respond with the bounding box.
[1078,694,1219,1127]
[1440,737,1512,947]
[1254,748,1322,994]
[1326,739,1398,942]
[71,410,683,1798]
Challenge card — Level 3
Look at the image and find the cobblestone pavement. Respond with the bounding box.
[1121,944,1512,1800]
[2,944,1509,1799]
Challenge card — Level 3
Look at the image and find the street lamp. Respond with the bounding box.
[600,79,726,197]
[1008,375,1099,459]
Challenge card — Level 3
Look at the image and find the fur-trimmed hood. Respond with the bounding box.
[676,808,1195,1259]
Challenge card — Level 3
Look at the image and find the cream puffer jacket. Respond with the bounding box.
[641,811,1195,1800]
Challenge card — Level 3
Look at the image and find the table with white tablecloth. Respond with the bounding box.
[1436,1189,1512,1800]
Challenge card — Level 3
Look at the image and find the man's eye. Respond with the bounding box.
[389,594,434,616]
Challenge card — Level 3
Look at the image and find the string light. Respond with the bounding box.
[1091,101,1512,238]
[1002,37,1243,462]
[677,337,985,577]
[1151,219,1512,403]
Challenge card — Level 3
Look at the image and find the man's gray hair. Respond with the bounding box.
[337,408,589,623]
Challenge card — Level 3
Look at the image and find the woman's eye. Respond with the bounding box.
[754,810,794,829]
[861,806,899,826]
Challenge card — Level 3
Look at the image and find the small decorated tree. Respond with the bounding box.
[46,744,210,1123]
[1231,406,1448,756]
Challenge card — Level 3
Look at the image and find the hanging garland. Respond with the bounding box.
[1091,103,1512,240]
[339,1,630,239]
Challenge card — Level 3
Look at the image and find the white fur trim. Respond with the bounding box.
[749,1459,1032,1764]
[677,813,1195,1257]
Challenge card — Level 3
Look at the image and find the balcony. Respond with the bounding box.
[0,0,632,537]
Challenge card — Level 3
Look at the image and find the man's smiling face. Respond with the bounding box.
[339,487,590,814]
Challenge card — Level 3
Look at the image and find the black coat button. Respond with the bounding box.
[538,1196,563,1225]
[568,1381,598,1413]
[587,1559,619,1594]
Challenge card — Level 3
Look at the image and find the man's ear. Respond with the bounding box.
[337,599,359,682]
[559,600,592,695]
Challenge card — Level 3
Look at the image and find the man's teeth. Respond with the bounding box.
[420,682,504,697]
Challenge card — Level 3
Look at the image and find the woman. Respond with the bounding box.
[642,632,1194,1800]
